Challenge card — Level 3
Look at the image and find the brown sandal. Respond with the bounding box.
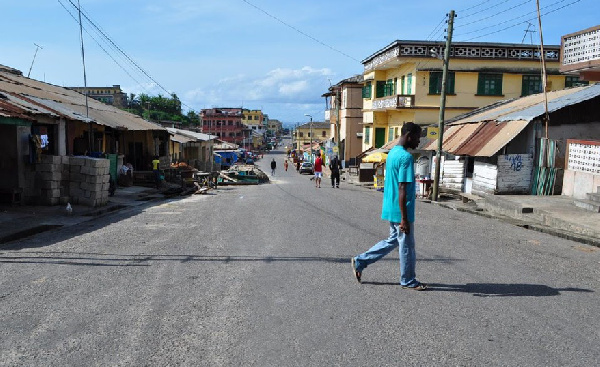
[351,258,361,283]
[402,282,428,291]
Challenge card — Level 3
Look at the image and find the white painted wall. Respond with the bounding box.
[472,161,497,195]
[441,157,464,192]
[496,154,533,194]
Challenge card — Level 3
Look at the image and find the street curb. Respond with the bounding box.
[423,199,600,248]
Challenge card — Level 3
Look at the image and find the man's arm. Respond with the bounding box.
[398,182,410,234]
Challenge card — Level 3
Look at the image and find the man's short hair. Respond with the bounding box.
[401,122,422,136]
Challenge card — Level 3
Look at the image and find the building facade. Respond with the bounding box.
[294,122,330,151]
[323,75,364,166]
[69,84,128,108]
[361,40,568,151]
[200,108,251,147]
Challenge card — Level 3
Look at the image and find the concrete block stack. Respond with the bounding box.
[36,155,65,205]
[68,157,110,207]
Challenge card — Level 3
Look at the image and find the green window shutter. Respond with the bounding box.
[407,73,412,94]
[447,72,455,94]
[364,126,371,143]
[376,81,386,98]
[384,79,394,97]
[429,72,441,94]
[401,76,405,94]
[362,82,372,98]
[477,74,485,95]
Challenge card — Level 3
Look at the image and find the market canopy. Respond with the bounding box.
[362,151,388,163]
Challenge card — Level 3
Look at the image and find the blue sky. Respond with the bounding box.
[2,0,598,126]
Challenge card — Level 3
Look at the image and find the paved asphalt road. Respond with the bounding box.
[1,140,599,366]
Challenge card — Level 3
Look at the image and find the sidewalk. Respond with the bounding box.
[344,171,600,247]
[0,186,162,246]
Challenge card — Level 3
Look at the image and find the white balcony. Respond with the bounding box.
[372,95,415,110]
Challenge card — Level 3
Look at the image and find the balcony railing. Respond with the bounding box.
[372,94,415,110]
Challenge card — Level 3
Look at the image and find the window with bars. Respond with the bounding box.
[407,73,413,94]
[388,127,394,142]
[477,73,503,95]
[429,71,455,94]
[364,126,371,144]
[521,75,543,96]
[362,82,372,98]
[565,76,589,88]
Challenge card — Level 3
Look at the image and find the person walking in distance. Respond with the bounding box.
[270,158,277,176]
[329,155,342,188]
[284,159,289,171]
[350,122,427,290]
[313,152,324,188]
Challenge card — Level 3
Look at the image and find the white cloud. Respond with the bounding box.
[183,66,334,107]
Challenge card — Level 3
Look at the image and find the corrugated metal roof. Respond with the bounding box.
[424,120,529,157]
[170,133,194,144]
[498,84,600,121]
[423,84,600,157]
[166,127,216,142]
[454,120,529,156]
[448,84,600,126]
[0,91,59,121]
[0,70,164,131]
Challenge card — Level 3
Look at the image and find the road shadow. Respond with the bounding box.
[0,252,463,268]
[429,283,594,297]
[361,282,593,296]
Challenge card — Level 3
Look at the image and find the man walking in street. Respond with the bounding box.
[350,122,427,290]
[270,158,277,176]
[314,152,324,188]
[329,155,342,188]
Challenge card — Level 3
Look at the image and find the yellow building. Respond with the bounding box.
[242,109,264,126]
[361,41,570,150]
[294,122,330,151]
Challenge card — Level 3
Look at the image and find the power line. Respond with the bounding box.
[459,0,582,41]
[57,0,145,89]
[460,0,512,20]
[458,0,494,13]
[456,0,530,27]
[65,0,172,97]
[454,0,576,38]
[239,0,360,62]
[59,0,198,113]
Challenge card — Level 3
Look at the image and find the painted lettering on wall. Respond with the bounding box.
[505,154,523,172]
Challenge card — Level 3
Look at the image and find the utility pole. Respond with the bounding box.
[432,10,455,202]
[77,0,91,153]
[536,0,550,139]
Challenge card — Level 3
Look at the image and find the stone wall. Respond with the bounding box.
[34,155,110,207]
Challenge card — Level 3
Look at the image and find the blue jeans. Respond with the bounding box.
[354,222,418,287]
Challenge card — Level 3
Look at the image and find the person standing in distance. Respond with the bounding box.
[350,122,427,290]
[314,152,324,188]
[329,155,342,188]
[270,158,277,176]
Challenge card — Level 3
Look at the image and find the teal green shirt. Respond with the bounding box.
[381,145,415,223]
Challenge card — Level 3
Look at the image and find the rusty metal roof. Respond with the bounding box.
[425,84,600,157]
[166,127,216,142]
[0,69,164,131]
